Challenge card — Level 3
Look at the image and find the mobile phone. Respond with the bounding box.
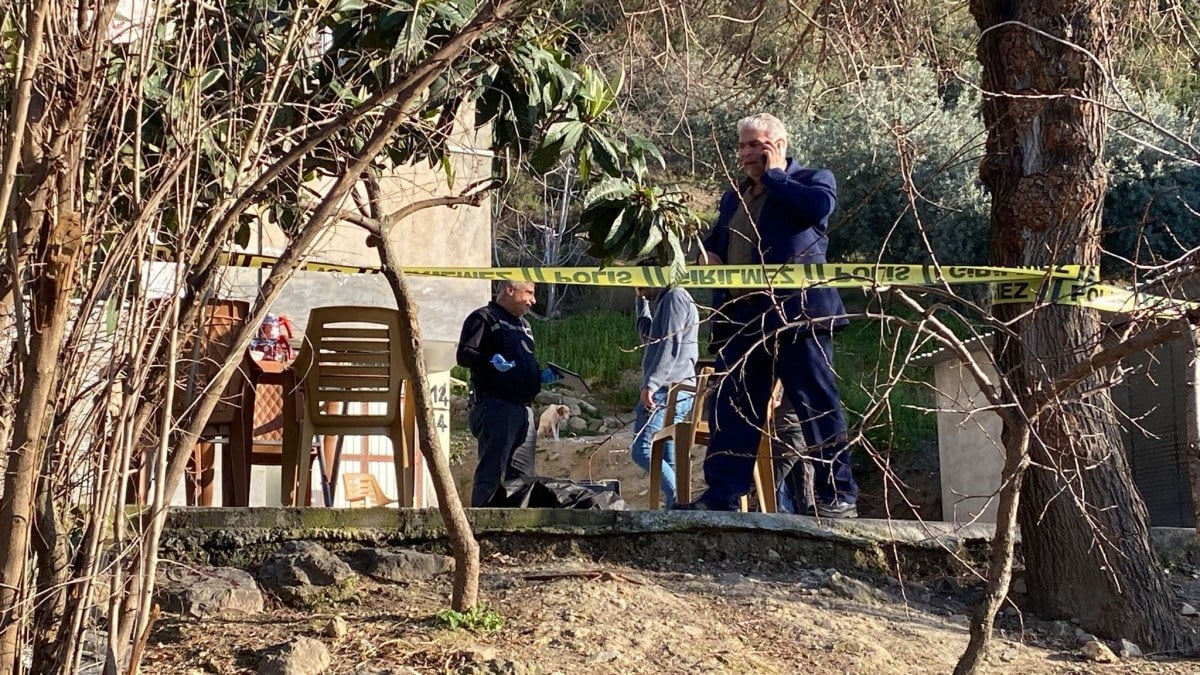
[760,153,768,167]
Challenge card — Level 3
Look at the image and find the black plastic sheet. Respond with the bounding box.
[484,477,627,510]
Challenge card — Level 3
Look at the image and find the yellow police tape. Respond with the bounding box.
[993,278,1199,319]
[399,262,1094,289]
[184,248,1094,288]
[171,248,1196,319]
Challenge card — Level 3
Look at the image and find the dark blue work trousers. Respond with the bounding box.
[702,324,857,510]
[468,394,536,507]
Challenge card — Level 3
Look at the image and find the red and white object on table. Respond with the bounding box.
[250,313,295,362]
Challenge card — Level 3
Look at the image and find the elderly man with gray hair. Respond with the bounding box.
[681,112,858,517]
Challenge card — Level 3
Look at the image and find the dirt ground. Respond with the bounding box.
[449,425,659,509]
[139,408,1200,673]
[143,545,1200,674]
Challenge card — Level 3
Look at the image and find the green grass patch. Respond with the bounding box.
[607,383,642,410]
[528,310,643,388]
[833,318,936,456]
[434,605,504,632]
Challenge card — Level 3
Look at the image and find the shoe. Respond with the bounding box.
[814,500,858,519]
[670,497,737,512]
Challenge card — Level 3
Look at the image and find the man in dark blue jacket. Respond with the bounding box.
[684,113,858,516]
[457,280,550,506]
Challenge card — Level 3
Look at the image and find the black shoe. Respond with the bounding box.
[814,500,858,519]
[670,498,736,512]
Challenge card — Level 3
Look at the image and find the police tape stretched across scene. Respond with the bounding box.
[150,245,1198,319]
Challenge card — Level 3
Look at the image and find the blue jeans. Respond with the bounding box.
[630,386,694,507]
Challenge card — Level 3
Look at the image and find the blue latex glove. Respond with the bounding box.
[491,353,515,372]
[540,366,561,384]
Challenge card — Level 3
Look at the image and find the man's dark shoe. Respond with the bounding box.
[670,498,736,512]
[814,500,858,519]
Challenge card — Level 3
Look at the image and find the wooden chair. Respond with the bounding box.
[648,367,778,513]
[176,299,251,506]
[343,472,398,508]
[282,306,417,508]
[648,367,713,509]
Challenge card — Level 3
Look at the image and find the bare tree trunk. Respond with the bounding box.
[30,453,71,673]
[0,212,85,675]
[362,170,481,610]
[973,0,1196,652]
[955,426,1029,675]
[126,276,184,674]
[374,241,481,610]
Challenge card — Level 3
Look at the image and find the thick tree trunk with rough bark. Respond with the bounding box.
[972,0,1196,651]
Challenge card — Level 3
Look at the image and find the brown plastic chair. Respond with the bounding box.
[225,358,333,506]
[647,367,777,512]
[343,472,398,508]
[126,299,250,506]
[282,306,417,507]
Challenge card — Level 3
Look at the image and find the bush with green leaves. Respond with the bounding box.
[1101,84,1200,276]
[695,64,1200,276]
[679,63,992,266]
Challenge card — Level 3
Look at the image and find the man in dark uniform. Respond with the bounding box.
[456,280,552,506]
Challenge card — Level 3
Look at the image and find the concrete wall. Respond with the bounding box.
[929,334,1197,527]
[216,135,494,347]
[933,359,1003,523]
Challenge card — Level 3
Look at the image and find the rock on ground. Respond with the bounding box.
[1080,640,1118,663]
[155,566,263,617]
[1118,638,1144,658]
[356,548,455,582]
[323,615,348,639]
[826,571,888,606]
[257,541,355,607]
[258,636,330,675]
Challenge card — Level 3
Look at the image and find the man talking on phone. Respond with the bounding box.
[680,112,858,517]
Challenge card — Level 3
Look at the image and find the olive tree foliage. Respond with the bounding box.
[0,1,672,673]
[685,66,1200,273]
[553,1,1200,275]
[783,67,991,266]
[1102,91,1200,276]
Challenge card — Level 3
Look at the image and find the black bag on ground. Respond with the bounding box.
[485,477,627,510]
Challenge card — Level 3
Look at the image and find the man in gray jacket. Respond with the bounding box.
[630,276,700,508]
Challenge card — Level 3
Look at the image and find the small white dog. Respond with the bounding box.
[537,404,570,440]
